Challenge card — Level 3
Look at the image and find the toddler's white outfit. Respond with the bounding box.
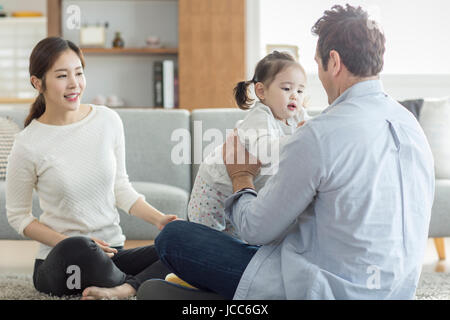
[188,101,309,237]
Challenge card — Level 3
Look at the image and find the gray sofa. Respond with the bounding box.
[0,106,249,241]
[0,106,447,249]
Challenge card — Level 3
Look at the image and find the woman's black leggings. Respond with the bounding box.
[33,236,170,297]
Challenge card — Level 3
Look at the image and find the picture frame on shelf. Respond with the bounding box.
[266,44,299,61]
[80,26,106,48]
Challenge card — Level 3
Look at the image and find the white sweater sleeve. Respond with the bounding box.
[113,113,144,213]
[5,140,38,237]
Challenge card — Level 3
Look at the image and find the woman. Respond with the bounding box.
[5,37,177,299]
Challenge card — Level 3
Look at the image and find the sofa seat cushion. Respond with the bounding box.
[0,180,189,240]
[120,181,189,240]
[0,181,42,240]
[418,97,450,179]
[428,179,450,237]
[116,109,191,193]
[0,116,21,180]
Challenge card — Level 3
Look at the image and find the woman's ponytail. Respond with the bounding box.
[24,93,45,127]
[233,79,254,110]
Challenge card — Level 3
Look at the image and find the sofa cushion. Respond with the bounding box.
[0,180,42,240]
[116,108,191,192]
[418,97,450,179]
[399,99,424,120]
[428,179,450,237]
[120,181,189,240]
[0,116,21,180]
[0,107,192,191]
[0,106,27,130]
[190,108,247,185]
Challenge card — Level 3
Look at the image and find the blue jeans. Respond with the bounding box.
[155,220,259,299]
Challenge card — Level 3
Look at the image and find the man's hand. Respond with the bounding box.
[297,120,306,128]
[222,129,261,192]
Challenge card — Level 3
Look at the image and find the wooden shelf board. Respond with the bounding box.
[0,98,34,104]
[81,47,178,55]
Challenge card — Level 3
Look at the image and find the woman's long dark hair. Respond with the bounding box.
[233,51,306,110]
[25,37,85,127]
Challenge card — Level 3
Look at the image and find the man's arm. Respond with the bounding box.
[222,125,324,245]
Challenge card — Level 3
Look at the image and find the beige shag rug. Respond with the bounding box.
[0,273,136,300]
[0,271,449,300]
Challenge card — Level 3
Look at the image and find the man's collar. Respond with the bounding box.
[322,79,385,114]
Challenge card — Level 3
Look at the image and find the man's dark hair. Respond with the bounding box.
[311,4,385,77]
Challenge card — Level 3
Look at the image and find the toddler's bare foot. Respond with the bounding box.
[81,283,136,300]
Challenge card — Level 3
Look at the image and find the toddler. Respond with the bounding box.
[188,51,309,238]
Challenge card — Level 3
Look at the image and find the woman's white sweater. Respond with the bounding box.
[5,105,143,259]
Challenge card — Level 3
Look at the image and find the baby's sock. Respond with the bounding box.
[165,273,197,289]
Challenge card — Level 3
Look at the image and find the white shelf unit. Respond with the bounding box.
[61,0,178,107]
[0,17,47,100]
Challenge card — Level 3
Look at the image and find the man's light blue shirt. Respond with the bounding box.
[224,80,435,299]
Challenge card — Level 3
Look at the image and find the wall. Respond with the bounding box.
[0,0,47,15]
[61,0,178,107]
[246,0,450,109]
[245,0,260,86]
[304,74,450,110]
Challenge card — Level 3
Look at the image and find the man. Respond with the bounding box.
[150,4,434,299]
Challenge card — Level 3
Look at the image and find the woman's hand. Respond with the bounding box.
[129,198,183,230]
[156,214,179,230]
[91,237,118,258]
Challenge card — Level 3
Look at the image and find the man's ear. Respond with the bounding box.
[30,76,42,93]
[329,50,342,77]
[254,82,265,100]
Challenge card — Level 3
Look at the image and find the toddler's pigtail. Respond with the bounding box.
[234,79,255,110]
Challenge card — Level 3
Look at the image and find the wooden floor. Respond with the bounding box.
[422,238,450,273]
[0,238,448,275]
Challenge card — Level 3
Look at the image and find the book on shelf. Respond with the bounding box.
[174,66,179,108]
[153,60,178,108]
[153,61,163,107]
[163,60,174,108]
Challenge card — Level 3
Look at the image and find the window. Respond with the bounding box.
[0,17,46,100]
